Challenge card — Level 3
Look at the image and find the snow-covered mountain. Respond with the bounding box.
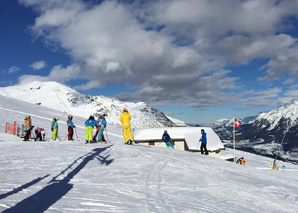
[212,116,257,128]
[0,81,185,128]
[213,101,298,157]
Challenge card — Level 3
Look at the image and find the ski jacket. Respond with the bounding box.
[51,119,58,129]
[99,117,107,129]
[85,119,97,128]
[200,132,207,144]
[120,112,131,128]
[67,119,74,128]
[162,133,171,142]
[24,118,33,131]
[35,128,45,134]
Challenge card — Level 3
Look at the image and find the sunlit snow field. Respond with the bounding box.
[0,95,298,212]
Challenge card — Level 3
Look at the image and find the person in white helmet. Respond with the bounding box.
[50,116,59,141]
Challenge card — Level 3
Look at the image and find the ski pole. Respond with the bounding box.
[74,127,79,140]
[105,128,111,143]
[63,134,68,141]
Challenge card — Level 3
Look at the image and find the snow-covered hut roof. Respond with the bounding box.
[134,127,224,152]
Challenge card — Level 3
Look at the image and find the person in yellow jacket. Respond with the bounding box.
[120,108,134,144]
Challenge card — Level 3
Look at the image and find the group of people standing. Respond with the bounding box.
[84,113,107,144]
[23,115,75,142]
[23,108,208,155]
[84,108,134,145]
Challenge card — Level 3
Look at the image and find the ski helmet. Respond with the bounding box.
[89,115,94,120]
[164,130,167,133]
[55,116,59,120]
[25,115,30,119]
[68,115,73,120]
[123,108,128,112]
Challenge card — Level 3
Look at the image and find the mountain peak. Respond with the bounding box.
[0,81,185,128]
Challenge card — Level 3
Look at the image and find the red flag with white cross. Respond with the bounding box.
[234,118,241,128]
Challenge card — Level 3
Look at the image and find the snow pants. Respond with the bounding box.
[50,129,58,140]
[200,143,208,155]
[85,126,93,141]
[122,126,133,143]
[97,129,104,141]
[24,129,32,141]
[68,127,74,140]
[166,141,175,149]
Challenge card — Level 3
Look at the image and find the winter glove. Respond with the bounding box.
[51,127,53,132]
[74,125,76,128]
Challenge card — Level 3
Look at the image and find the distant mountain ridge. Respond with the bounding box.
[0,81,186,128]
[213,101,298,157]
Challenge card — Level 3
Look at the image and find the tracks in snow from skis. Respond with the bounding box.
[144,159,173,213]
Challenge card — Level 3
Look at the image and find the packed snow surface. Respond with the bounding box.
[1,133,298,212]
[0,88,298,212]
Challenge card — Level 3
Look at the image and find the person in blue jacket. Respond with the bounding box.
[85,115,97,144]
[200,129,208,155]
[162,130,175,149]
[97,114,107,143]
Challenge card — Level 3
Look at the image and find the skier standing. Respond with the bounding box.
[93,114,106,142]
[85,115,97,144]
[120,108,134,144]
[24,115,34,141]
[162,130,175,149]
[200,129,208,155]
[67,115,75,141]
[35,127,45,141]
[97,114,107,143]
[50,116,59,141]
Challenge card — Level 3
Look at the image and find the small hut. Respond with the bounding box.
[134,127,225,158]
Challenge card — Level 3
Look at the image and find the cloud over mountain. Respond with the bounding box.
[18,0,298,108]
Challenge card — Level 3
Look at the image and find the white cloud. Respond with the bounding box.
[7,66,20,74]
[30,60,46,70]
[73,80,102,91]
[18,0,298,108]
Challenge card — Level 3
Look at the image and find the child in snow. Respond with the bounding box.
[67,115,75,141]
[24,115,34,141]
[97,114,107,143]
[35,127,45,141]
[50,116,59,141]
[162,130,175,149]
[93,114,107,142]
[85,115,97,144]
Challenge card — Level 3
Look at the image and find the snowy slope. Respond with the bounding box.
[1,135,298,212]
[0,94,122,143]
[1,96,298,212]
[0,81,186,128]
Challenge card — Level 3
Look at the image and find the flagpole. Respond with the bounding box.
[233,117,235,162]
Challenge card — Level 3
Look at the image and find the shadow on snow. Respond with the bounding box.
[3,146,114,213]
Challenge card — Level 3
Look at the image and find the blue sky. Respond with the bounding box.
[1,0,298,124]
